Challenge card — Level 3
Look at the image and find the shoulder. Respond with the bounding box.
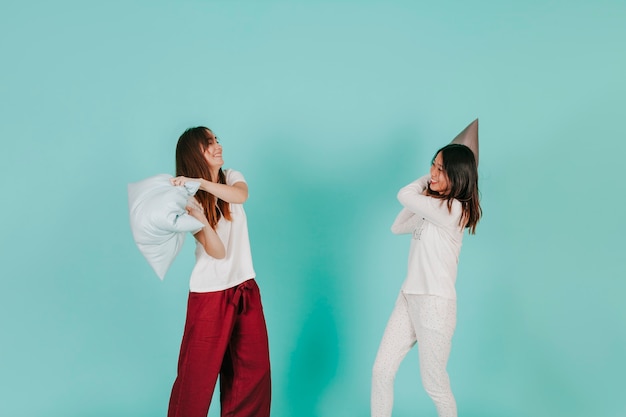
[224,168,247,186]
[449,198,464,219]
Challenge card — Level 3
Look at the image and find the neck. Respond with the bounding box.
[210,168,220,182]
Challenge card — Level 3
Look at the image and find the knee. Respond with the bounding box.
[421,371,451,399]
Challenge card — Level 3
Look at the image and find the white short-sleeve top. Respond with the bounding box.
[188,169,256,292]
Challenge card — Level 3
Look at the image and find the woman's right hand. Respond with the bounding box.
[171,176,199,187]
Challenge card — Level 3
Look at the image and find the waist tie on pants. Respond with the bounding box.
[231,279,253,314]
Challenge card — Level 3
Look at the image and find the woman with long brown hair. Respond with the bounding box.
[371,143,482,417]
[167,126,271,417]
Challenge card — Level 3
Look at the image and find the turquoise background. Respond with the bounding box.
[1,1,625,416]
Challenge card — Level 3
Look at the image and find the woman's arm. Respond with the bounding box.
[171,176,248,204]
[187,204,226,259]
[391,208,420,234]
[199,179,248,204]
[397,175,460,227]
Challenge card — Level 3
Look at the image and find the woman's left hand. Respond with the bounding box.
[186,203,209,226]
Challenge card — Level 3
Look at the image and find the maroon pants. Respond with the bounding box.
[168,279,271,417]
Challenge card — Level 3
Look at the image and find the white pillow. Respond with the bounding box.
[128,174,204,279]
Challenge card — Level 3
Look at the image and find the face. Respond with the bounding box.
[202,130,224,171]
[429,152,450,194]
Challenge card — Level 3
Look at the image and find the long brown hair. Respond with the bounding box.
[175,126,231,229]
[426,144,482,234]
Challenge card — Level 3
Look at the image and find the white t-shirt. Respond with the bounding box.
[392,175,465,300]
[188,169,256,292]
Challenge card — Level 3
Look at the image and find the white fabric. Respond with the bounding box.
[393,175,464,300]
[128,174,204,280]
[372,292,457,417]
[188,169,256,292]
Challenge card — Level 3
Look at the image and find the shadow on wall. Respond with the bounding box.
[285,297,339,417]
[259,158,345,417]
[246,126,427,416]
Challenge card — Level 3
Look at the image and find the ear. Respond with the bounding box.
[450,118,479,166]
[202,147,212,162]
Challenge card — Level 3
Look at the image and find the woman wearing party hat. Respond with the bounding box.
[372,120,482,417]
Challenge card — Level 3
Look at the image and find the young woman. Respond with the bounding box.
[167,127,271,417]
[371,143,481,417]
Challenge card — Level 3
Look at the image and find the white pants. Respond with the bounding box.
[372,292,457,417]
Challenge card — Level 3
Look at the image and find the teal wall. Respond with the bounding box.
[1,1,625,416]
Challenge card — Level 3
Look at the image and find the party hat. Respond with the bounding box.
[450,118,479,165]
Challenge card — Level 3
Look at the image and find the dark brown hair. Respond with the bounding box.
[426,143,482,234]
[175,126,231,229]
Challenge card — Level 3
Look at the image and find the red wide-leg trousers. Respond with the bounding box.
[168,279,271,417]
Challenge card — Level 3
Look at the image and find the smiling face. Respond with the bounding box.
[202,130,224,174]
[429,152,450,195]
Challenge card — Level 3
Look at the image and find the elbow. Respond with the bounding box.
[213,246,226,259]
[397,189,409,206]
[205,244,226,259]
[230,183,249,204]
[232,191,249,204]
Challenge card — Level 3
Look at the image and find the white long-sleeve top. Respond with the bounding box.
[392,175,465,300]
